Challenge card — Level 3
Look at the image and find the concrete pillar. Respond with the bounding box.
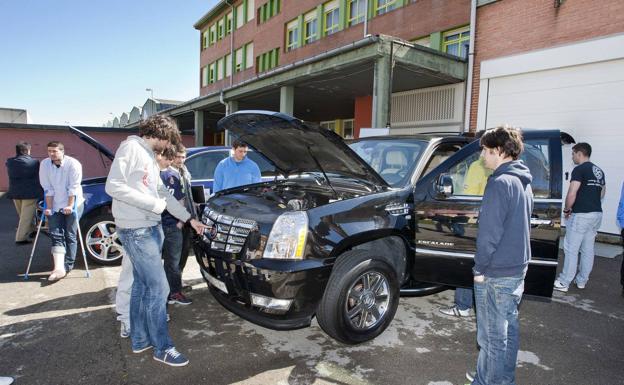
[372,55,391,129]
[194,110,204,147]
[280,85,294,116]
[225,101,238,146]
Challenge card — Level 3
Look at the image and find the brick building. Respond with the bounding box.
[166,0,473,145]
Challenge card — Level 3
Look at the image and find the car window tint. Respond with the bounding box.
[422,143,464,177]
[185,151,228,180]
[447,150,492,196]
[521,139,550,198]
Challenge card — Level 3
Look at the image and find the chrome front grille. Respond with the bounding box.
[202,209,258,254]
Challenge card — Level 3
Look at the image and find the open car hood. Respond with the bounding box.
[217,111,388,188]
[68,126,115,161]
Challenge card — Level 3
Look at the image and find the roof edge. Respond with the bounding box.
[194,0,230,30]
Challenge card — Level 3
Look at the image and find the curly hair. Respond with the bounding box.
[139,115,181,144]
[479,125,524,160]
[161,144,176,160]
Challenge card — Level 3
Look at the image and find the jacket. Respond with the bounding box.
[5,155,43,199]
[474,160,534,278]
[105,135,190,229]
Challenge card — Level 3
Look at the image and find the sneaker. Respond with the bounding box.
[132,345,153,354]
[439,305,471,317]
[153,347,189,367]
[120,323,130,339]
[575,280,586,289]
[466,371,476,382]
[553,279,569,292]
[168,292,192,305]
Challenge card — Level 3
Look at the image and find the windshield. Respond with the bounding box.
[348,138,427,187]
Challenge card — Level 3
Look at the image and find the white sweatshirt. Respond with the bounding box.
[105,135,190,229]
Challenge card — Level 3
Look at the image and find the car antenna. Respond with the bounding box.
[306,144,338,199]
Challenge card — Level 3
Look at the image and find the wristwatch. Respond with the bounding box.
[563,208,571,214]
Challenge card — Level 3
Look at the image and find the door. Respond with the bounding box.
[412,131,563,297]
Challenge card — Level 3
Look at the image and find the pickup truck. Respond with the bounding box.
[193,110,574,344]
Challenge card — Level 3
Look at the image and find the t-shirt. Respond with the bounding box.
[213,156,261,193]
[571,161,605,213]
[160,167,185,227]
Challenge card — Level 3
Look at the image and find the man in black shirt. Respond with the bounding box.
[554,142,605,292]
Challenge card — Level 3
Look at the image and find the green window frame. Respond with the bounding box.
[235,47,244,72]
[202,31,209,49]
[376,0,398,15]
[208,62,216,84]
[226,12,233,34]
[209,25,216,45]
[236,4,245,28]
[443,26,470,59]
[259,0,280,23]
[217,19,224,40]
[323,1,340,36]
[347,0,366,26]
[303,11,318,45]
[201,66,208,87]
[286,19,299,51]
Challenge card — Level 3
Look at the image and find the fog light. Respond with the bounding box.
[250,293,293,311]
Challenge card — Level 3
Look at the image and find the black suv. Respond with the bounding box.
[194,111,572,344]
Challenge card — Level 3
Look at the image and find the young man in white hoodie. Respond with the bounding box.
[106,115,205,367]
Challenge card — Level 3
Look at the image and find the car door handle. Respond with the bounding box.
[530,218,552,226]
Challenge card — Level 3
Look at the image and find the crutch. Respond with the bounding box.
[76,213,91,278]
[24,204,46,280]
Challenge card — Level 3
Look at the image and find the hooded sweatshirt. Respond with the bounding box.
[105,135,190,229]
[474,160,534,278]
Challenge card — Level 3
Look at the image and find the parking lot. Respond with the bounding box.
[1,197,623,385]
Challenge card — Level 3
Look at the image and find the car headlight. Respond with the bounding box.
[263,211,308,259]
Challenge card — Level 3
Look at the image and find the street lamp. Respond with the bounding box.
[146,88,154,99]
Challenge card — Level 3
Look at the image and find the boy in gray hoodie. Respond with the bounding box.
[106,115,205,367]
[469,126,533,385]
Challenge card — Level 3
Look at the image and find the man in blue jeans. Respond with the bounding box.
[468,126,533,385]
[554,142,605,292]
[106,115,205,367]
[39,141,84,281]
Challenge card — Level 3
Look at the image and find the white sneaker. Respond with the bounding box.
[553,279,569,292]
[439,305,471,317]
[575,280,586,289]
[120,322,130,339]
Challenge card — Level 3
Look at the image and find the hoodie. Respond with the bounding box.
[105,135,190,229]
[474,160,534,278]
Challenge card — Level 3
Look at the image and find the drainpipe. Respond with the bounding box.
[363,0,369,37]
[225,0,234,88]
[219,90,230,145]
[462,0,477,134]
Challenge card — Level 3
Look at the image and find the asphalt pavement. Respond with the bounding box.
[1,196,623,385]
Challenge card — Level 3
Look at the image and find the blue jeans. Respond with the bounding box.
[559,212,603,286]
[455,287,474,311]
[473,274,525,385]
[117,225,173,355]
[47,204,83,272]
[162,224,183,295]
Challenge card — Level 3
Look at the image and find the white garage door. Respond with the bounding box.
[477,36,624,234]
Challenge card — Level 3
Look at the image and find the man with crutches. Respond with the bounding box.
[38,141,84,281]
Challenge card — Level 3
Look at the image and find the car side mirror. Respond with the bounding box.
[435,174,454,199]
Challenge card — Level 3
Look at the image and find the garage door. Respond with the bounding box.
[477,55,624,234]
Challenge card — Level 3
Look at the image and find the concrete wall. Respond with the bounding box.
[0,127,194,192]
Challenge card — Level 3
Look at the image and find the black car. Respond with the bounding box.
[194,111,573,344]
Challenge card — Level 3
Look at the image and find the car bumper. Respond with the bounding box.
[195,243,332,330]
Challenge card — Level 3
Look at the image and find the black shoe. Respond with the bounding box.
[15,240,32,245]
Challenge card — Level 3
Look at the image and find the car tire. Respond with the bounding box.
[80,211,124,265]
[317,249,400,345]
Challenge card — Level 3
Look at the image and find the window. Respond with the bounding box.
[217,58,224,80]
[201,66,208,87]
[348,0,366,26]
[286,19,299,51]
[245,43,254,69]
[443,27,470,59]
[236,4,245,28]
[259,0,279,23]
[343,119,354,139]
[376,0,397,15]
[185,151,229,180]
[247,0,255,21]
[520,139,551,198]
[323,1,340,36]
[209,25,216,44]
[225,53,232,77]
[202,31,209,49]
[226,12,233,34]
[208,62,216,84]
[235,47,244,72]
[303,10,318,45]
[256,48,279,73]
[217,19,224,39]
[320,120,337,132]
